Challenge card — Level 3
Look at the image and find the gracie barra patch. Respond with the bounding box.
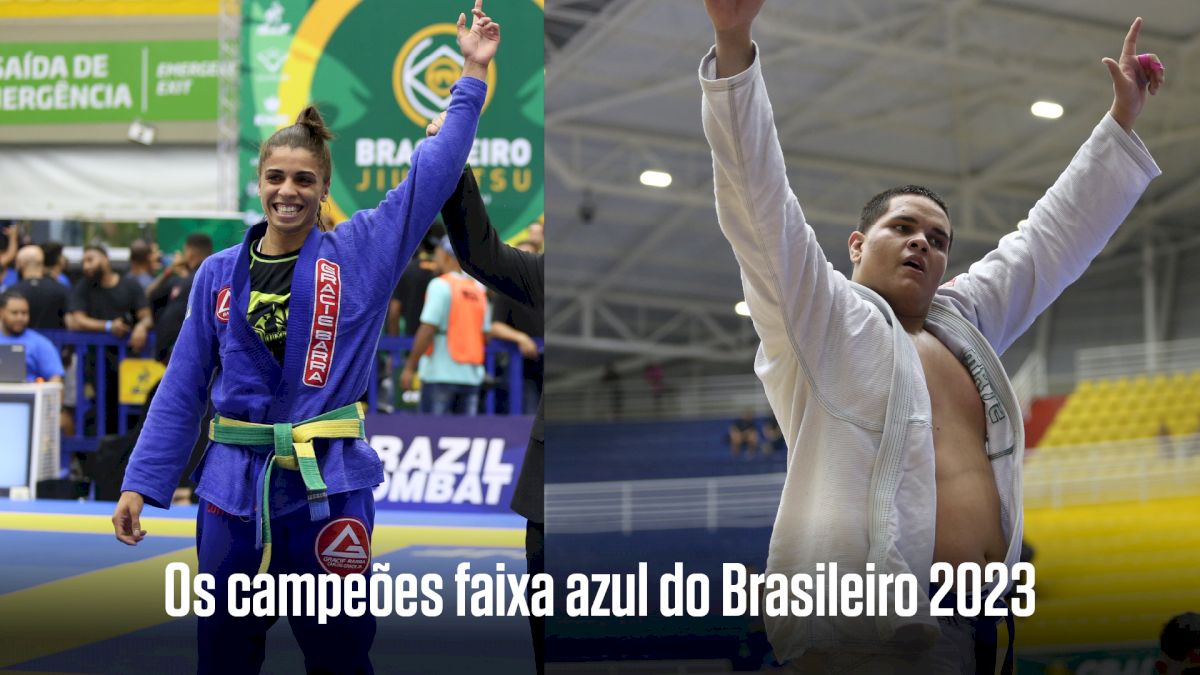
[303,258,341,387]
[215,286,231,323]
[315,517,370,575]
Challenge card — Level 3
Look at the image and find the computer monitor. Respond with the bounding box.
[0,394,34,489]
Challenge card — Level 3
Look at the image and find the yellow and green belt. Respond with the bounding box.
[208,402,366,573]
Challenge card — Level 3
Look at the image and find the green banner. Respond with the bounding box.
[156,217,246,257]
[0,40,218,124]
[239,0,544,242]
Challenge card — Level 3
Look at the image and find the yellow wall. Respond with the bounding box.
[0,1,217,19]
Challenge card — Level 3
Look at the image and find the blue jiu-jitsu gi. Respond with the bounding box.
[121,77,486,674]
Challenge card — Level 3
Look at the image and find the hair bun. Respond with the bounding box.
[295,105,335,142]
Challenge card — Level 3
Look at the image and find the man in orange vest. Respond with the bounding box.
[401,236,491,415]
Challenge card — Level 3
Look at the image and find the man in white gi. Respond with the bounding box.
[699,1,1164,672]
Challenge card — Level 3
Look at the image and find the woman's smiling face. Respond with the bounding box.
[258,146,328,238]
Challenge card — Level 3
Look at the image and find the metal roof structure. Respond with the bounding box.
[545,0,1200,387]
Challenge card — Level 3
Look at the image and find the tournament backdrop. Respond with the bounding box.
[366,413,532,515]
[239,0,544,241]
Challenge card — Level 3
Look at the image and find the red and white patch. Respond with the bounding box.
[215,286,231,323]
[303,258,341,387]
[314,517,370,576]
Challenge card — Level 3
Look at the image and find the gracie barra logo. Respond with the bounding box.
[303,259,341,387]
[392,23,497,128]
[314,517,370,576]
[215,286,231,323]
[274,1,542,238]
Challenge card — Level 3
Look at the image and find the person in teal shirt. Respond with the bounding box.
[401,236,492,415]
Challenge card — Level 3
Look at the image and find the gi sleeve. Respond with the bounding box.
[700,45,882,393]
[121,259,220,509]
[339,77,487,291]
[937,113,1161,354]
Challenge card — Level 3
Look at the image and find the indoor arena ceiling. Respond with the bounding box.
[544,0,1200,385]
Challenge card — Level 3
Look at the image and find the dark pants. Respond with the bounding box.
[196,489,376,675]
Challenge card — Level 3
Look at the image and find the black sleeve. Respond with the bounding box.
[441,168,543,310]
[393,261,419,301]
[66,279,88,314]
[147,273,173,305]
[52,283,69,327]
[127,277,149,312]
[491,294,516,327]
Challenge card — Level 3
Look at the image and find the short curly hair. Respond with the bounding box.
[857,185,950,234]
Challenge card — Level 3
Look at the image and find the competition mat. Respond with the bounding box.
[0,499,530,675]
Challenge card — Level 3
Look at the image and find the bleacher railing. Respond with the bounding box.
[1076,337,1200,381]
[550,348,1046,423]
[545,473,784,534]
[1009,350,1047,416]
[41,329,157,452]
[545,433,1200,530]
[41,330,537,454]
[1026,434,1200,508]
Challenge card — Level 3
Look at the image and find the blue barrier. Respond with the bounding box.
[367,335,542,416]
[41,329,156,453]
[39,329,540,454]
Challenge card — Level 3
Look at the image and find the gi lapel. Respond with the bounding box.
[228,221,283,415]
[274,224,325,414]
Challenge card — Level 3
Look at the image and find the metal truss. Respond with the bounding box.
[216,0,242,213]
[545,287,758,386]
[545,0,1200,374]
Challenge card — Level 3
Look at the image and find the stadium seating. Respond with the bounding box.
[1021,496,1200,646]
[1038,370,1200,447]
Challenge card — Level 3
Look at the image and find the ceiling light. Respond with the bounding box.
[735,301,750,317]
[1030,101,1063,120]
[640,170,672,188]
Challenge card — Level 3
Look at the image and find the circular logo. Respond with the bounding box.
[262,1,543,241]
[392,24,497,127]
[314,517,371,576]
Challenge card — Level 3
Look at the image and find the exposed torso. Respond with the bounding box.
[911,330,1008,570]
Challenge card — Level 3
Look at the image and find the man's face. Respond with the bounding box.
[81,250,109,281]
[848,195,951,321]
[183,245,207,271]
[433,248,455,274]
[1,297,29,335]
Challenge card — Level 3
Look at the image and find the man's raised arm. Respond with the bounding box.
[700,0,879,387]
[938,18,1163,354]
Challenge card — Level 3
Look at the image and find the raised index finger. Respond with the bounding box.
[1122,17,1142,58]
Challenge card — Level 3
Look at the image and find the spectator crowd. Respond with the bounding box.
[0,217,542,440]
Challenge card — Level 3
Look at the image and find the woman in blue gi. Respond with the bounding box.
[110,3,500,672]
